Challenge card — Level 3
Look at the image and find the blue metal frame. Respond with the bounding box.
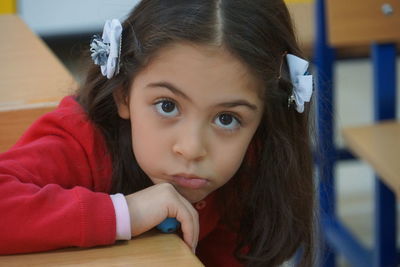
[314,0,335,265]
[372,43,397,267]
[315,1,398,266]
[323,218,372,266]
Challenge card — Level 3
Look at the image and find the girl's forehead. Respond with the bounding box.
[137,42,264,97]
[150,42,252,75]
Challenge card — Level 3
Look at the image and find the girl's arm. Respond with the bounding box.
[0,97,116,254]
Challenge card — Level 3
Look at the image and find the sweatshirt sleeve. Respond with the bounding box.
[110,193,132,240]
[0,97,116,255]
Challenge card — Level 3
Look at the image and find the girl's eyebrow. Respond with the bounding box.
[146,81,259,111]
[147,81,191,102]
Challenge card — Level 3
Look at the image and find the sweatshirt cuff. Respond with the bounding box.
[110,193,132,240]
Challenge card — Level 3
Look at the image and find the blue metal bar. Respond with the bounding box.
[314,0,336,267]
[336,148,355,161]
[314,0,336,266]
[372,43,397,121]
[374,181,397,267]
[314,148,355,166]
[371,43,397,267]
[323,216,372,266]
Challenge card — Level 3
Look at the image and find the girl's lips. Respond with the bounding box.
[171,175,209,189]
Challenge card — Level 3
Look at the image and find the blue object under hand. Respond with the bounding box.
[157,218,180,233]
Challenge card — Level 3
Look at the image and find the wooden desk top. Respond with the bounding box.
[327,0,400,47]
[342,121,400,198]
[0,15,77,152]
[0,231,204,267]
[287,3,314,56]
[0,15,76,110]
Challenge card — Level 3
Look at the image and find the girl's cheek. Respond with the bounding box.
[217,143,248,179]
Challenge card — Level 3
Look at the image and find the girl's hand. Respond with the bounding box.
[125,183,199,252]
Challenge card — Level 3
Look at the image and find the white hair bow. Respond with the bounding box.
[90,19,122,79]
[286,54,313,113]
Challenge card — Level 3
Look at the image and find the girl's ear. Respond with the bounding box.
[114,89,130,119]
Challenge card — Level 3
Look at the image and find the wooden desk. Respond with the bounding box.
[287,2,376,58]
[0,15,77,152]
[0,231,204,266]
[287,3,314,56]
[342,121,400,198]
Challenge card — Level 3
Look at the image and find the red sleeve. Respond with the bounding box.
[196,223,244,267]
[0,97,116,254]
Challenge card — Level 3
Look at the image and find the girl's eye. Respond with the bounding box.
[214,113,241,130]
[154,99,179,117]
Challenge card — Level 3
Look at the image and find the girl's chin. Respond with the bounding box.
[177,188,210,204]
[180,193,204,204]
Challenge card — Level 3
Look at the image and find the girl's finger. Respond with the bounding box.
[170,198,198,253]
[185,202,200,252]
[175,208,196,252]
[162,184,199,252]
[178,195,199,252]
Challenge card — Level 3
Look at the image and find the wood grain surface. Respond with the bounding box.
[343,121,400,198]
[0,231,204,266]
[327,0,400,46]
[0,15,76,152]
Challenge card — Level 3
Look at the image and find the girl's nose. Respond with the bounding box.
[172,126,207,161]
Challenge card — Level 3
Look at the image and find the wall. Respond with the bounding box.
[19,0,140,36]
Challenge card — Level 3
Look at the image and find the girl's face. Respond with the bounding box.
[117,43,264,203]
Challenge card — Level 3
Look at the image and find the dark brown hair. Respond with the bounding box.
[76,0,315,266]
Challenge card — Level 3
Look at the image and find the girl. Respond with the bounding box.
[0,0,315,266]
